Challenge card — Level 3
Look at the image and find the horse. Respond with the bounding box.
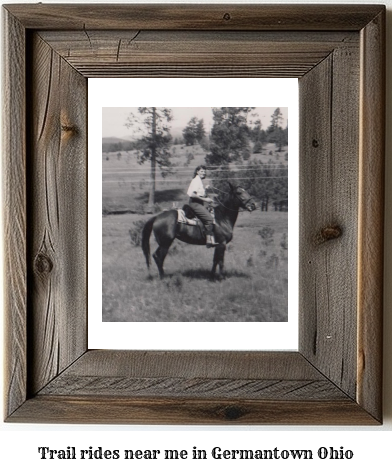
[141,182,257,279]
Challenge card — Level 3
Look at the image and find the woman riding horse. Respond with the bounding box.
[186,165,217,248]
[142,178,256,279]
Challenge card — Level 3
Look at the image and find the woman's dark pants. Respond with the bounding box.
[188,198,214,235]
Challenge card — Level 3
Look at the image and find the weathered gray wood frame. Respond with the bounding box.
[2,4,385,424]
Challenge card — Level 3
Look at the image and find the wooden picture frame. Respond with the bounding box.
[3,4,385,424]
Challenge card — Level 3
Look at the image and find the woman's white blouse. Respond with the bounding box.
[187,175,206,198]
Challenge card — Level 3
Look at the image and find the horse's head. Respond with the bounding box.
[229,183,256,212]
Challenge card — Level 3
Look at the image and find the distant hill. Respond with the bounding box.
[103,127,185,153]
[102,136,129,144]
[103,126,184,143]
[102,136,135,153]
[122,126,184,140]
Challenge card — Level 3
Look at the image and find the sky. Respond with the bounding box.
[102,107,288,139]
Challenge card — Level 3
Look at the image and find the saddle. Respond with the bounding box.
[176,204,199,226]
[177,204,216,226]
[176,204,216,242]
[182,204,197,220]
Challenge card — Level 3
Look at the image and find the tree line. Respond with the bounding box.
[108,107,288,210]
[208,161,288,212]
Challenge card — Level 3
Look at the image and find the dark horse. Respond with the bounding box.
[142,183,256,279]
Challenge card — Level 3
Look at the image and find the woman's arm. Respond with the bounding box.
[189,191,213,203]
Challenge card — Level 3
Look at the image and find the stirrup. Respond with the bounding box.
[206,235,218,248]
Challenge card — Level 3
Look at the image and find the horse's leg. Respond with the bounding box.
[151,210,177,278]
[153,245,170,279]
[211,244,226,279]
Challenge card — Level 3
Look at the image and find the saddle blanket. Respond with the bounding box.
[177,209,198,226]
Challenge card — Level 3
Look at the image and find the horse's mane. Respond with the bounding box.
[212,182,240,223]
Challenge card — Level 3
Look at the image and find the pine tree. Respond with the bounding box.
[182,117,206,146]
[206,107,255,166]
[125,107,172,211]
[269,107,284,130]
[267,108,286,152]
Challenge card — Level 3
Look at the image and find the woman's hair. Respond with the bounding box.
[193,165,207,178]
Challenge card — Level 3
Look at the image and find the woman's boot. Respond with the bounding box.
[205,225,218,248]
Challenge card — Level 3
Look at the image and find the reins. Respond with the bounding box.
[208,184,258,212]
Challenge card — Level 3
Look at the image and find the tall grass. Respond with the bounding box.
[102,212,288,322]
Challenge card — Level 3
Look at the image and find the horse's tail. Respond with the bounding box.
[141,216,156,268]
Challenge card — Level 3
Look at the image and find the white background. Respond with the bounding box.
[89,78,299,350]
[1,0,391,472]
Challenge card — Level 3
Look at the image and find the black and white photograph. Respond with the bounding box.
[102,107,288,322]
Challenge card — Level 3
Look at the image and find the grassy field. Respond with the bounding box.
[102,143,288,322]
[103,211,287,322]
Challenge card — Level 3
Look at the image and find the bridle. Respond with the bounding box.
[208,185,257,212]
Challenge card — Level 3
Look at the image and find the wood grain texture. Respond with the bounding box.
[2,4,385,425]
[2,9,27,419]
[357,9,385,422]
[4,4,384,30]
[38,30,358,78]
[299,42,360,399]
[27,33,87,395]
[58,350,324,379]
[38,351,346,401]
[9,396,379,425]
[15,351,374,423]
[39,377,347,400]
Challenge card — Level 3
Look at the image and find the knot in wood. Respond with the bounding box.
[223,13,231,21]
[34,253,53,274]
[315,225,342,244]
[312,139,319,148]
[61,124,77,134]
[223,405,244,420]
